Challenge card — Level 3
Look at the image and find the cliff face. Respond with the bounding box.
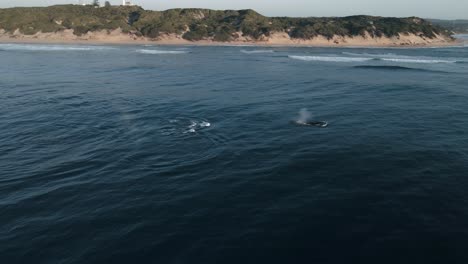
[0,5,455,45]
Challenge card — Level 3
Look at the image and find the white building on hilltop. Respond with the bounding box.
[123,0,134,6]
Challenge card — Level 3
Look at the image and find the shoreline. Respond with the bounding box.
[0,32,462,48]
[0,38,461,48]
[0,6,461,49]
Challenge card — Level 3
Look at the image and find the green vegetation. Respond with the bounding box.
[0,5,452,40]
[0,5,142,36]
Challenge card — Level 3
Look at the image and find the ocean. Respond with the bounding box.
[1,37,468,263]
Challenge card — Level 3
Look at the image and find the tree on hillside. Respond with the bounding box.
[92,0,100,6]
[105,1,111,7]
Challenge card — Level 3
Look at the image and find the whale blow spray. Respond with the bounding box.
[297,108,312,124]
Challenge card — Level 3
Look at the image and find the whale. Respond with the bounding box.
[295,121,328,128]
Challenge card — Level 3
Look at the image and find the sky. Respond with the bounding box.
[1,0,467,19]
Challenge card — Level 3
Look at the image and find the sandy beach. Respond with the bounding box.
[0,28,460,47]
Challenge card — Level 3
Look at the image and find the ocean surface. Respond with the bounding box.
[1,36,468,264]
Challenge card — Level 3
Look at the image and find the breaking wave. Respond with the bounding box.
[342,52,459,64]
[342,52,399,58]
[288,55,373,62]
[353,65,448,73]
[241,49,275,54]
[137,49,189,55]
[380,58,457,64]
[0,44,116,51]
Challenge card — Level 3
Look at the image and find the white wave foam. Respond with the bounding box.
[342,52,400,58]
[381,58,456,64]
[200,121,211,127]
[343,52,461,64]
[168,119,212,134]
[164,118,212,135]
[240,49,274,54]
[137,49,189,54]
[189,121,197,128]
[0,44,115,51]
[187,120,211,132]
[289,55,373,62]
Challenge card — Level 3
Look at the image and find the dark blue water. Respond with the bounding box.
[1,38,468,263]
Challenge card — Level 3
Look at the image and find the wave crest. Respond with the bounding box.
[342,52,398,58]
[137,49,189,55]
[289,55,373,62]
[342,52,459,64]
[241,49,274,54]
[381,58,456,64]
[354,65,447,73]
[0,44,115,51]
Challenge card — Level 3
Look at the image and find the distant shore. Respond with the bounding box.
[0,5,459,48]
[0,30,461,48]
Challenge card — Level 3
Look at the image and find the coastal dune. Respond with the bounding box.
[0,5,457,47]
[0,29,454,47]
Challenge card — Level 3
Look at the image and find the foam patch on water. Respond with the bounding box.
[161,118,212,135]
[185,120,211,133]
[381,58,456,64]
[241,49,275,54]
[137,49,189,55]
[199,121,211,128]
[342,52,400,58]
[0,44,116,51]
[342,52,459,64]
[289,55,373,62]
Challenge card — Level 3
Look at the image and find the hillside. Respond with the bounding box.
[0,5,455,46]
